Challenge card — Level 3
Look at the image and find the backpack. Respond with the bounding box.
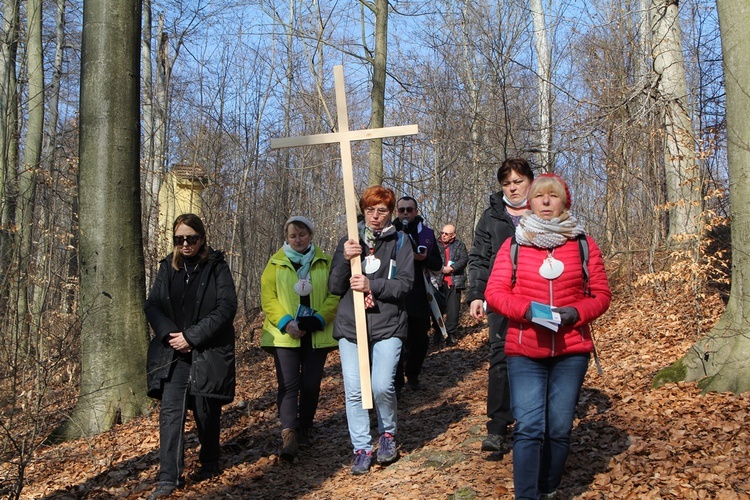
[510,234,590,296]
[510,234,602,374]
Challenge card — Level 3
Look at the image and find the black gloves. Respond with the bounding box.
[524,307,533,323]
[297,315,324,333]
[552,307,580,325]
[524,305,579,325]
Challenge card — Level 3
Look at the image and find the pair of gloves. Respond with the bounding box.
[285,315,324,338]
[524,306,579,326]
[297,315,324,333]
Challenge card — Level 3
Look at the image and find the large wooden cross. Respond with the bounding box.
[271,65,418,409]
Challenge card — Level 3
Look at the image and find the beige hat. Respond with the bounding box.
[284,215,314,234]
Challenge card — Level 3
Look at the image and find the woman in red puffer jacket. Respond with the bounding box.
[485,173,611,500]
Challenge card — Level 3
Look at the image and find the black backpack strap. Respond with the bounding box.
[510,236,519,286]
[512,234,589,295]
[578,234,590,296]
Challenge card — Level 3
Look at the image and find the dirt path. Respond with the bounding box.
[14,288,750,499]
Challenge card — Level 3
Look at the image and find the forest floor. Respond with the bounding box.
[6,278,750,499]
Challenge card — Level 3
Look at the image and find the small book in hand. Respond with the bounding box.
[530,301,561,332]
[296,304,315,321]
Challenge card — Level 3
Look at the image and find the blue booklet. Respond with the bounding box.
[530,301,561,332]
[295,304,315,320]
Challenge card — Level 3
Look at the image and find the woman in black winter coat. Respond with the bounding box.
[145,214,237,499]
[466,158,534,453]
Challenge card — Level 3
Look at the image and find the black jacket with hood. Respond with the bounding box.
[145,248,237,403]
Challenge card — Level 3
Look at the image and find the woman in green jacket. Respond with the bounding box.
[260,216,340,461]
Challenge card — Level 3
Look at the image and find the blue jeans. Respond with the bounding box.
[339,337,402,452]
[508,354,590,499]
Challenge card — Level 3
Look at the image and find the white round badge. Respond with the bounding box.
[364,254,381,274]
[539,256,564,280]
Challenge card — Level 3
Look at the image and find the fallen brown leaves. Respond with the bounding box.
[6,278,750,499]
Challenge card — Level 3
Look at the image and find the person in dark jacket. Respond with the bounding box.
[329,186,414,475]
[466,158,534,453]
[145,214,237,499]
[435,224,469,345]
[392,196,443,391]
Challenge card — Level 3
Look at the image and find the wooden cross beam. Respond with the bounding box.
[271,65,418,409]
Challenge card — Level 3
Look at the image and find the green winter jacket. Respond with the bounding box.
[260,244,340,349]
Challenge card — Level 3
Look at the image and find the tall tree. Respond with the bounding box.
[13,0,44,343]
[141,0,157,272]
[57,0,150,438]
[651,0,702,241]
[361,0,388,185]
[654,0,750,393]
[530,0,553,171]
[31,0,67,337]
[0,0,19,279]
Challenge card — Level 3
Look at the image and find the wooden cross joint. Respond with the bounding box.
[271,65,418,409]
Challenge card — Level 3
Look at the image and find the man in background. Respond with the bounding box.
[394,196,442,392]
[435,224,468,346]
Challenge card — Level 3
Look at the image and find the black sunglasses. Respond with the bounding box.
[397,206,415,213]
[174,234,202,246]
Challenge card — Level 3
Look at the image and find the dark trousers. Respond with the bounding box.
[159,356,222,485]
[487,312,513,435]
[396,315,431,389]
[271,340,330,430]
[439,283,462,336]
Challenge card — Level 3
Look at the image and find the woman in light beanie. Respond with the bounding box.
[260,215,339,462]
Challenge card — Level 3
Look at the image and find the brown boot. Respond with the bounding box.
[280,428,298,462]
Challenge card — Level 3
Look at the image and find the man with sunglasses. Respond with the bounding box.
[393,196,442,392]
[435,224,468,346]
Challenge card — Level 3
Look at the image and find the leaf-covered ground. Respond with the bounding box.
[9,281,750,499]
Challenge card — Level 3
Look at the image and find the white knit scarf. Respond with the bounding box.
[515,211,586,248]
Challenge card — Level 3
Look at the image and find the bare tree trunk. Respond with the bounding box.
[13,0,44,345]
[55,0,150,439]
[459,0,485,230]
[651,0,701,241]
[31,0,66,341]
[654,0,750,394]
[530,0,553,171]
[0,0,19,293]
[362,0,388,185]
[153,13,171,254]
[637,0,652,80]
[271,0,294,234]
[141,0,157,280]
